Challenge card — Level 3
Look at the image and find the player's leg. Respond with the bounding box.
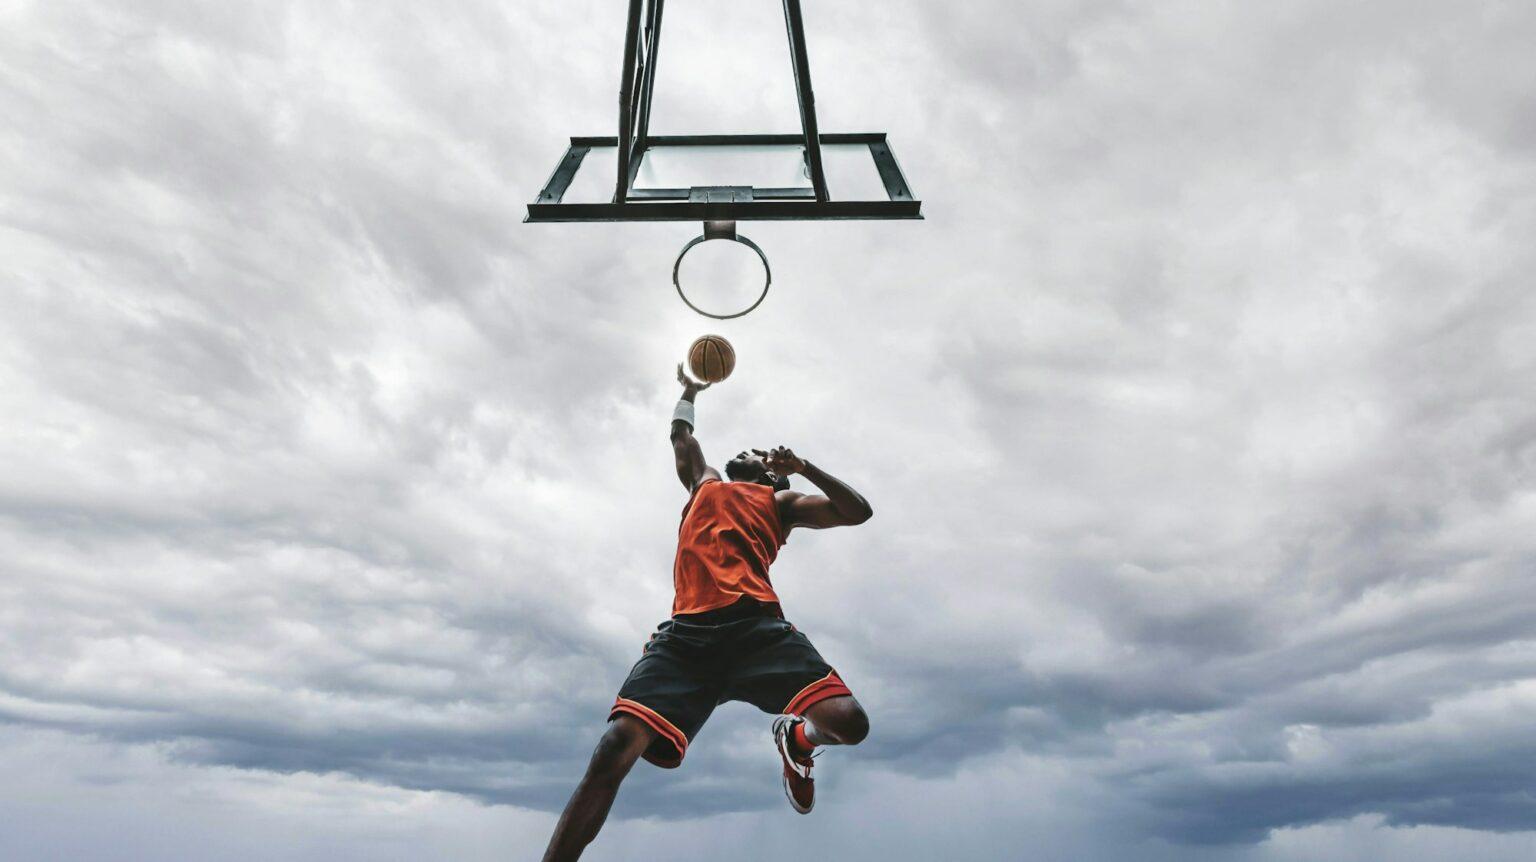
[767,693,868,815]
[720,616,864,813]
[769,693,868,813]
[541,715,654,862]
[544,620,719,860]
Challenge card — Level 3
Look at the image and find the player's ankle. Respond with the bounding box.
[791,719,816,757]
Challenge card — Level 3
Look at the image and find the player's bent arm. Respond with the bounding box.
[778,462,873,529]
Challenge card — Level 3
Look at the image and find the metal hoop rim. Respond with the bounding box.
[672,233,772,320]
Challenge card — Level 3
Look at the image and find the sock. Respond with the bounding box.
[792,720,816,756]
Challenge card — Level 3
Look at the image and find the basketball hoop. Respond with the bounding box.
[672,220,772,320]
[524,0,923,318]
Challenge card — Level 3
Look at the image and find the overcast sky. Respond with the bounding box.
[3,1,1535,860]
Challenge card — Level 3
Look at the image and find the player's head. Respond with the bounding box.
[726,451,790,491]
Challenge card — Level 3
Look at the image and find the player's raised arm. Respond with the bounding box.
[761,446,873,530]
[672,364,722,492]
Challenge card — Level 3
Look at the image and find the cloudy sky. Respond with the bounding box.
[3,1,1535,859]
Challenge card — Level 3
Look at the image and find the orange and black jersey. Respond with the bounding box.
[671,478,785,616]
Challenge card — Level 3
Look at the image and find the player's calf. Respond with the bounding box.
[542,717,654,862]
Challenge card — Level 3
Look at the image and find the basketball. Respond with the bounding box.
[687,334,736,384]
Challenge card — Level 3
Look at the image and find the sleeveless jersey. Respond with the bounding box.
[672,478,786,615]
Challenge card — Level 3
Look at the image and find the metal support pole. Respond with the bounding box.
[614,0,645,203]
[635,0,666,152]
[782,0,829,202]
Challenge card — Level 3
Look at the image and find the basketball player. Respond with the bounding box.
[540,365,874,862]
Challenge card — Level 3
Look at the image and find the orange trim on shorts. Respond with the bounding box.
[610,698,688,768]
[783,670,853,716]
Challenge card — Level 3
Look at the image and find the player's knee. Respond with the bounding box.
[587,722,643,782]
[842,705,870,745]
[808,697,870,745]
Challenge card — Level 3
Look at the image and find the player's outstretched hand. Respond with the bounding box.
[754,446,805,476]
[677,362,712,395]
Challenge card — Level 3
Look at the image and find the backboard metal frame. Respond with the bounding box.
[525,0,922,224]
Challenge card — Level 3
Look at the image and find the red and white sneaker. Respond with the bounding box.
[772,714,817,814]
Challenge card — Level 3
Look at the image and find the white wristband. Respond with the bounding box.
[672,399,695,428]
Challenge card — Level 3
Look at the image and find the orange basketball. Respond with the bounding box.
[687,334,736,384]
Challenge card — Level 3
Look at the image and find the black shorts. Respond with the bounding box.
[610,599,853,768]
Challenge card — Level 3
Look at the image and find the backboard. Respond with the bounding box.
[525,0,922,224]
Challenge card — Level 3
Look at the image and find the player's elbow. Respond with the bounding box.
[847,505,873,526]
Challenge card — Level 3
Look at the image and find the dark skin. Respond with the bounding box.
[540,367,873,862]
